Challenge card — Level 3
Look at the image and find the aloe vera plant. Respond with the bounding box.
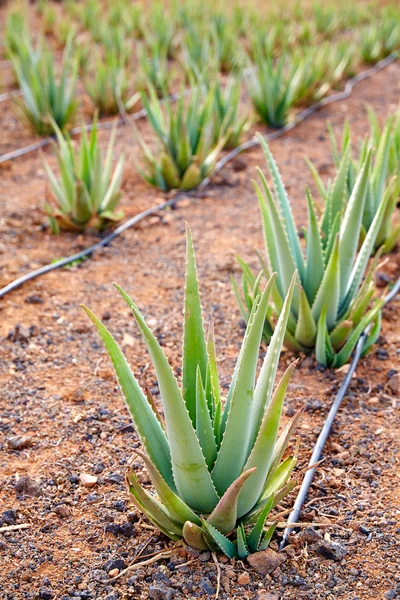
[319,114,400,252]
[82,226,299,557]
[43,119,124,232]
[245,45,299,128]
[12,38,78,135]
[84,47,137,116]
[235,135,391,368]
[135,86,227,191]
[212,78,251,148]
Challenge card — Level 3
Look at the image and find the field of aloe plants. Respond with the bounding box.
[0,0,399,599]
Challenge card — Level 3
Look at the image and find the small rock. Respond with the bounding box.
[54,504,70,518]
[359,525,370,535]
[237,572,250,586]
[384,591,397,600]
[119,522,135,538]
[79,473,98,488]
[90,569,108,583]
[199,579,215,595]
[7,324,31,342]
[149,583,175,600]
[108,568,119,578]
[297,527,323,545]
[39,589,52,600]
[103,558,125,573]
[316,541,347,561]
[1,509,17,525]
[7,435,33,450]
[199,551,211,562]
[73,323,90,334]
[247,548,285,575]
[25,295,43,304]
[123,332,135,347]
[14,475,41,497]
[387,373,399,396]
[256,592,279,600]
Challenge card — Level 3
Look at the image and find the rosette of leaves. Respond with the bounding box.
[134,86,227,191]
[245,43,299,128]
[235,135,392,368]
[84,46,137,116]
[82,225,300,558]
[12,38,78,136]
[43,119,124,233]
[212,78,251,149]
[309,115,400,253]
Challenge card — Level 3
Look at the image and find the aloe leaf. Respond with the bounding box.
[255,181,283,295]
[212,274,276,496]
[134,450,201,527]
[258,523,277,550]
[206,322,222,442]
[247,455,297,522]
[207,468,256,535]
[334,300,383,367]
[182,224,211,423]
[257,134,305,278]
[360,309,382,358]
[127,469,182,538]
[182,521,209,550]
[196,367,218,470]
[238,360,296,517]
[237,524,249,559]
[81,305,173,488]
[330,144,351,220]
[114,284,219,512]
[305,157,328,202]
[304,189,324,303]
[339,151,371,300]
[311,235,340,329]
[295,287,317,348]
[200,519,238,559]
[256,172,298,310]
[315,306,335,367]
[246,496,273,553]
[342,179,394,312]
[329,320,353,351]
[250,272,296,449]
[268,409,302,478]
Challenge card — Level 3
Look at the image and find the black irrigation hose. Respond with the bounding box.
[279,276,400,550]
[0,92,183,164]
[0,51,398,301]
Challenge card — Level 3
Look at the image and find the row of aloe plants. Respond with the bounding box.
[3,1,400,133]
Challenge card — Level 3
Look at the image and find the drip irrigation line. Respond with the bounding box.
[0,92,183,164]
[0,52,398,300]
[279,276,400,551]
[0,194,184,299]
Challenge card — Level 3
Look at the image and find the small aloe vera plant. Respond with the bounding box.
[43,119,124,232]
[82,226,300,557]
[235,135,392,368]
[12,38,78,136]
[135,86,227,191]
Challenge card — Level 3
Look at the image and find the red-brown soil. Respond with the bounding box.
[0,9,399,600]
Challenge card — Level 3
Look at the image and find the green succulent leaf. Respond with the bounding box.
[81,305,173,488]
[114,284,219,513]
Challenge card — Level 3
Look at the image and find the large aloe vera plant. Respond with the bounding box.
[235,135,392,368]
[82,226,300,557]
